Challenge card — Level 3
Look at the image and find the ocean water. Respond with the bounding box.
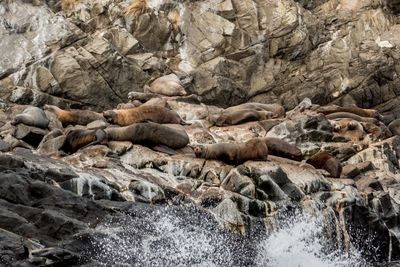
[84,204,368,267]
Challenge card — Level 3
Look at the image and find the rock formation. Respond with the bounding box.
[1,0,400,266]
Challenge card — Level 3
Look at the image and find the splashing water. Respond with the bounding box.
[82,204,369,267]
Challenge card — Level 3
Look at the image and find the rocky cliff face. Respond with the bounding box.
[1,0,400,266]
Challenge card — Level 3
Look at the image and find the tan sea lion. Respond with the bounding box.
[317,106,382,119]
[262,137,303,161]
[193,138,269,165]
[103,105,185,126]
[361,122,383,140]
[117,102,141,109]
[144,74,187,97]
[128,91,159,102]
[306,151,342,178]
[11,107,49,129]
[43,105,105,127]
[61,128,107,154]
[331,118,365,142]
[388,119,400,136]
[105,122,189,149]
[325,112,378,124]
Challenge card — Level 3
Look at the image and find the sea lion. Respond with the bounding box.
[388,119,400,136]
[215,110,274,126]
[330,118,365,142]
[262,137,303,161]
[306,151,342,178]
[128,91,159,103]
[61,128,107,154]
[43,105,105,127]
[11,107,49,129]
[117,102,141,109]
[193,138,269,165]
[317,106,382,119]
[105,122,189,149]
[103,105,185,126]
[224,103,286,117]
[361,122,383,140]
[325,112,378,124]
[144,74,187,97]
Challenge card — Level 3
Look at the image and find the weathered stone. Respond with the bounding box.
[14,124,48,148]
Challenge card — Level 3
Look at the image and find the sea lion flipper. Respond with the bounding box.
[151,145,177,155]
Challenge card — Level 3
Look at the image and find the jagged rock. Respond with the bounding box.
[13,124,48,148]
[0,139,11,152]
[129,179,165,203]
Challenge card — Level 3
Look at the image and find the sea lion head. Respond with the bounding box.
[347,121,358,130]
[103,110,117,124]
[43,104,55,112]
[215,114,229,126]
[332,122,342,132]
[193,145,205,158]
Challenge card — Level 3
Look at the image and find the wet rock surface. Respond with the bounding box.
[1,0,400,266]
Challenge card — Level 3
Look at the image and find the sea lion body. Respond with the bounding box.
[331,118,365,142]
[326,112,378,124]
[61,128,107,154]
[105,122,189,149]
[306,151,342,178]
[11,107,49,129]
[193,138,269,165]
[388,119,400,136]
[318,106,381,119]
[224,103,285,117]
[43,105,105,127]
[262,137,303,161]
[103,105,184,126]
[145,74,187,96]
[216,110,274,126]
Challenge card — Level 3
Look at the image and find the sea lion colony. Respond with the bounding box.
[7,87,397,178]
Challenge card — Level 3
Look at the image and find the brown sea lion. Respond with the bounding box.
[61,128,107,154]
[262,137,303,161]
[193,138,269,165]
[361,122,383,140]
[103,105,185,126]
[306,151,342,178]
[11,107,49,129]
[317,106,382,119]
[330,118,365,142]
[215,110,274,126]
[105,122,189,149]
[325,112,378,124]
[128,91,159,102]
[388,119,400,136]
[43,105,105,127]
[224,103,285,117]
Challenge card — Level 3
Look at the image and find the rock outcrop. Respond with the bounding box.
[1,0,400,266]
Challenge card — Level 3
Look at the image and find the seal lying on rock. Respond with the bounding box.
[43,105,105,127]
[325,112,378,124]
[61,128,107,154]
[262,137,303,161]
[103,105,186,126]
[306,151,342,178]
[215,110,275,127]
[193,138,269,165]
[317,106,382,119]
[105,122,189,150]
[11,107,49,129]
[388,119,400,136]
[213,103,285,126]
[331,118,365,142]
[144,73,187,97]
